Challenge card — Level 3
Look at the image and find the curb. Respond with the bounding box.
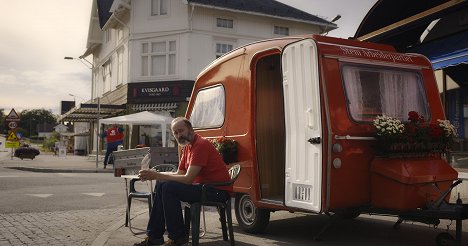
[91,208,148,246]
[5,166,114,173]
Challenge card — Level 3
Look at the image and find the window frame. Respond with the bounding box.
[273,25,290,36]
[215,42,234,59]
[189,85,226,129]
[140,40,177,78]
[151,0,169,16]
[340,62,430,124]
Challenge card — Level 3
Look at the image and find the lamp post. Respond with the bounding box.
[64,56,100,169]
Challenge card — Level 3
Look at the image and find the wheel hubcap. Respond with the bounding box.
[239,195,256,226]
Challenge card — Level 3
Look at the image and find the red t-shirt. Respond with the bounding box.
[106,127,124,143]
[179,134,232,191]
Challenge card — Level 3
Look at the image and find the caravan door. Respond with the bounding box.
[282,39,322,212]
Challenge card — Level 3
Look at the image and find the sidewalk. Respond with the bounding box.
[0,150,113,173]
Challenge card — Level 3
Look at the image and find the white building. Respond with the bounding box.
[61,0,336,153]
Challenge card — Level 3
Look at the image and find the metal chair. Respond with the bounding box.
[125,164,177,231]
[184,164,241,246]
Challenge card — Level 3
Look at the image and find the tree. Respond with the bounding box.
[18,109,57,137]
[0,109,5,134]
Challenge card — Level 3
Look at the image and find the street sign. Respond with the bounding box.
[7,131,19,141]
[8,121,17,129]
[5,141,20,148]
[6,108,20,122]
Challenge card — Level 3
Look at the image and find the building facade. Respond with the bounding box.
[62,0,336,154]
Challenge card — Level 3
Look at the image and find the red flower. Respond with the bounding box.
[408,111,420,123]
[429,123,443,138]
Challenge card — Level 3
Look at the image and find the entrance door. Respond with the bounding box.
[282,39,322,212]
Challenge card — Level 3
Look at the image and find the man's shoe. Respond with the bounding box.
[103,164,107,169]
[133,236,164,246]
[163,237,189,246]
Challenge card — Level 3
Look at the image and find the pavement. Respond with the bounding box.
[2,150,468,246]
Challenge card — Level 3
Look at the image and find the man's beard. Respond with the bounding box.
[177,133,193,146]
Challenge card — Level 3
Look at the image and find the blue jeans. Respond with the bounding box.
[104,141,122,165]
[147,181,228,240]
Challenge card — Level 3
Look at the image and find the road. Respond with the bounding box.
[0,163,138,246]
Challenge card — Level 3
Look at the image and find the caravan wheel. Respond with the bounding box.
[235,193,270,233]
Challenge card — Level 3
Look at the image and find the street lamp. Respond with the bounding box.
[64,56,100,169]
[68,93,86,105]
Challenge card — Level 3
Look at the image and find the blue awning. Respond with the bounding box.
[409,31,468,70]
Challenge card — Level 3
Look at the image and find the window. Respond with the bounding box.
[104,29,111,43]
[341,64,429,122]
[274,25,289,36]
[216,18,233,29]
[151,0,168,16]
[102,62,111,92]
[215,43,233,58]
[190,86,225,129]
[117,48,124,85]
[141,40,176,76]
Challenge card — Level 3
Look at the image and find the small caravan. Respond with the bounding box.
[185,35,467,245]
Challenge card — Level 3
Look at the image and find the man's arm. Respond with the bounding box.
[138,165,201,184]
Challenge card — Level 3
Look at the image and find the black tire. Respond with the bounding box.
[234,193,270,233]
[436,232,454,246]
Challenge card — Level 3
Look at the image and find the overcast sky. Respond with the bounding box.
[0,0,376,115]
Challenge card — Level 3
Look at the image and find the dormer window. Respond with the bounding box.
[151,0,168,16]
[274,25,289,36]
[216,18,234,29]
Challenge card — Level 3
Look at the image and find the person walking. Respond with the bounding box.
[101,124,124,169]
[135,117,232,246]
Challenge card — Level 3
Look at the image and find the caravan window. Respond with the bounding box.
[190,85,225,129]
[341,64,429,122]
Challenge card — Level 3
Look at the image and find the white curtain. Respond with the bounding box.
[379,71,426,120]
[190,86,225,128]
[342,67,363,120]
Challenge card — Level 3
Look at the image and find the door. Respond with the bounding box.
[282,39,322,212]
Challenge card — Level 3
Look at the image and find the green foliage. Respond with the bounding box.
[0,108,5,134]
[43,131,60,151]
[19,109,57,137]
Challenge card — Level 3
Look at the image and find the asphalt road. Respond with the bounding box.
[0,166,126,213]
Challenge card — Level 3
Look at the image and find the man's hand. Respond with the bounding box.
[138,169,160,181]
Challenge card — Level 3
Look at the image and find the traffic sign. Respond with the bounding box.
[7,131,19,141]
[8,121,17,129]
[6,108,20,122]
[5,141,20,148]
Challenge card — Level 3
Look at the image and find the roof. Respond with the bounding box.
[96,0,335,30]
[354,0,468,50]
[187,0,335,27]
[97,0,114,29]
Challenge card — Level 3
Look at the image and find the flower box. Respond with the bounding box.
[373,111,457,157]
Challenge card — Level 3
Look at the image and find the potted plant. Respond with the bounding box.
[211,137,238,163]
[373,111,457,156]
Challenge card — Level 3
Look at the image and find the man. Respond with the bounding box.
[135,117,232,246]
[101,124,124,169]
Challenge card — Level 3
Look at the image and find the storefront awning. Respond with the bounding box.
[59,103,126,122]
[130,103,178,112]
[408,31,468,70]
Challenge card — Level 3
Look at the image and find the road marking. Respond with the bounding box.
[26,194,53,198]
[82,193,105,197]
[0,175,20,178]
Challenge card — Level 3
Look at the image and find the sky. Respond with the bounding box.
[0,0,377,116]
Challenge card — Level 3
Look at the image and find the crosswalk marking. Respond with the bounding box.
[82,193,105,197]
[24,193,107,197]
[26,194,53,198]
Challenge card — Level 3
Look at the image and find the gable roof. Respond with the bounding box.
[187,0,335,28]
[97,0,114,29]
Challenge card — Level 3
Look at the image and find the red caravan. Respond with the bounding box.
[185,35,467,244]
